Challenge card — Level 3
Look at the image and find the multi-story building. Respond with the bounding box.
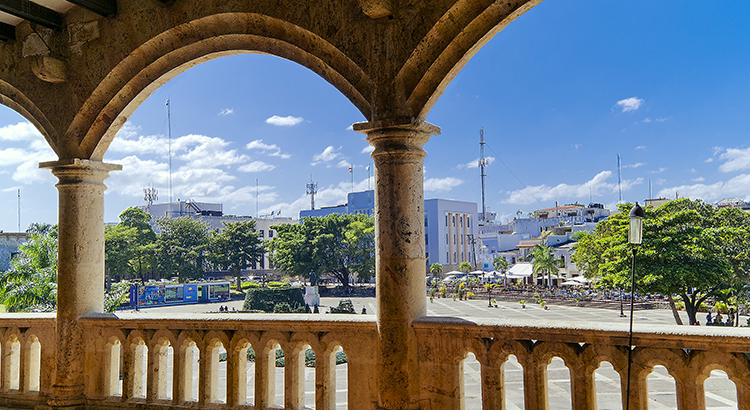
[424,198,477,269]
[301,191,478,270]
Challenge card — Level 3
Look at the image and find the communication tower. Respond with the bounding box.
[306,176,318,210]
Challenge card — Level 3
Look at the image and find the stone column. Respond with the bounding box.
[354,118,440,410]
[40,159,121,408]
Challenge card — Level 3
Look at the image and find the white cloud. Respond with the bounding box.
[424,177,463,192]
[176,134,249,168]
[657,173,750,203]
[0,122,43,141]
[655,117,671,122]
[312,146,341,165]
[503,171,643,205]
[636,146,646,150]
[718,147,750,173]
[692,177,705,182]
[642,118,652,123]
[616,97,644,112]
[623,162,645,169]
[649,167,668,174]
[0,122,57,185]
[361,145,374,154]
[237,161,276,173]
[266,115,303,126]
[245,139,290,159]
[337,160,352,169]
[218,108,234,116]
[458,157,495,169]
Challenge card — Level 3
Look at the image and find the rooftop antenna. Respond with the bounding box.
[166,98,173,203]
[617,154,623,203]
[17,188,20,232]
[306,175,318,210]
[480,128,487,222]
[144,187,158,206]
[349,166,354,193]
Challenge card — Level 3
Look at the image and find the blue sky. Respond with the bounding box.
[1,1,750,232]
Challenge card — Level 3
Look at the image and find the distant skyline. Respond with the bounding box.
[2,1,750,232]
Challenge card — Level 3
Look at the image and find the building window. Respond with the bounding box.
[445,215,448,226]
[446,234,448,244]
[425,234,429,245]
[453,252,457,262]
[425,217,428,227]
[460,216,463,227]
[260,258,265,269]
[259,230,265,238]
[468,217,471,228]
[447,252,449,261]
[269,230,274,238]
[452,215,456,225]
[461,252,464,261]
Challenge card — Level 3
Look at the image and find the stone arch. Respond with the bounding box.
[149,330,177,401]
[0,79,58,154]
[396,0,543,119]
[22,334,41,392]
[2,331,22,391]
[103,335,124,397]
[689,350,750,407]
[69,12,373,161]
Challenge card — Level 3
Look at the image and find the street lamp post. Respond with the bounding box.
[625,202,644,410]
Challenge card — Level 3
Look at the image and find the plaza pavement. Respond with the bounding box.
[131,296,742,409]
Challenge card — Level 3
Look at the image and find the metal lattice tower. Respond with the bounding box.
[306,176,318,210]
[144,187,158,205]
[480,128,487,222]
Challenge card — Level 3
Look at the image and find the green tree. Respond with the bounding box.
[430,263,444,279]
[530,244,562,289]
[105,208,157,281]
[459,261,472,274]
[155,217,211,282]
[269,214,374,288]
[0,229,58,312]
[573,199,750,325]
[212,220,265,291]
[493,256,510,286]
[344,216,375,283]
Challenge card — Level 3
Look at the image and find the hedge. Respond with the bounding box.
[242,287,306,313]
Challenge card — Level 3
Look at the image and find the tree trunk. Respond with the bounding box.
[667,294,684,325]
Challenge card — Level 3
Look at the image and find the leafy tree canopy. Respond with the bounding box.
[269,214,374,287]
[572,199,750,325]
[212,220,265,291]
[155,217,211,282]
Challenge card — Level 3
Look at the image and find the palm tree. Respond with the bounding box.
[529,244,562,289]
[459,261,472,274]
[493,256,510,286]
[430,263,443,280]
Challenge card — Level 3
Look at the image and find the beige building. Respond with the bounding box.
[0,2,744,410]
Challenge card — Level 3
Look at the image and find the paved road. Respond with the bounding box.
[127,297,742,409]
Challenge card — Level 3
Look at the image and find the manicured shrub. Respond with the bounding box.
[243,287,305,312]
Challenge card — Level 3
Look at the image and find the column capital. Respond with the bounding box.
[352,117,440,136]
[39,158,122,173]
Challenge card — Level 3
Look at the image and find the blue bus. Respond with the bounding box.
[129,282,230,308]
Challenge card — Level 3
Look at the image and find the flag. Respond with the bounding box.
[348,166,352,172]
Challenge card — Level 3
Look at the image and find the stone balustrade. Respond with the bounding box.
[0,313,748,409]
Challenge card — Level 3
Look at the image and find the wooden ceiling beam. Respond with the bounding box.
[0,0,63,30]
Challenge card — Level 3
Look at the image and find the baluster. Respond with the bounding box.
[284,344,305,410]
[481,359,503,410]
[316,348,336,410]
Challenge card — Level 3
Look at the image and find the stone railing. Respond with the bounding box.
[0,313,748,409]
